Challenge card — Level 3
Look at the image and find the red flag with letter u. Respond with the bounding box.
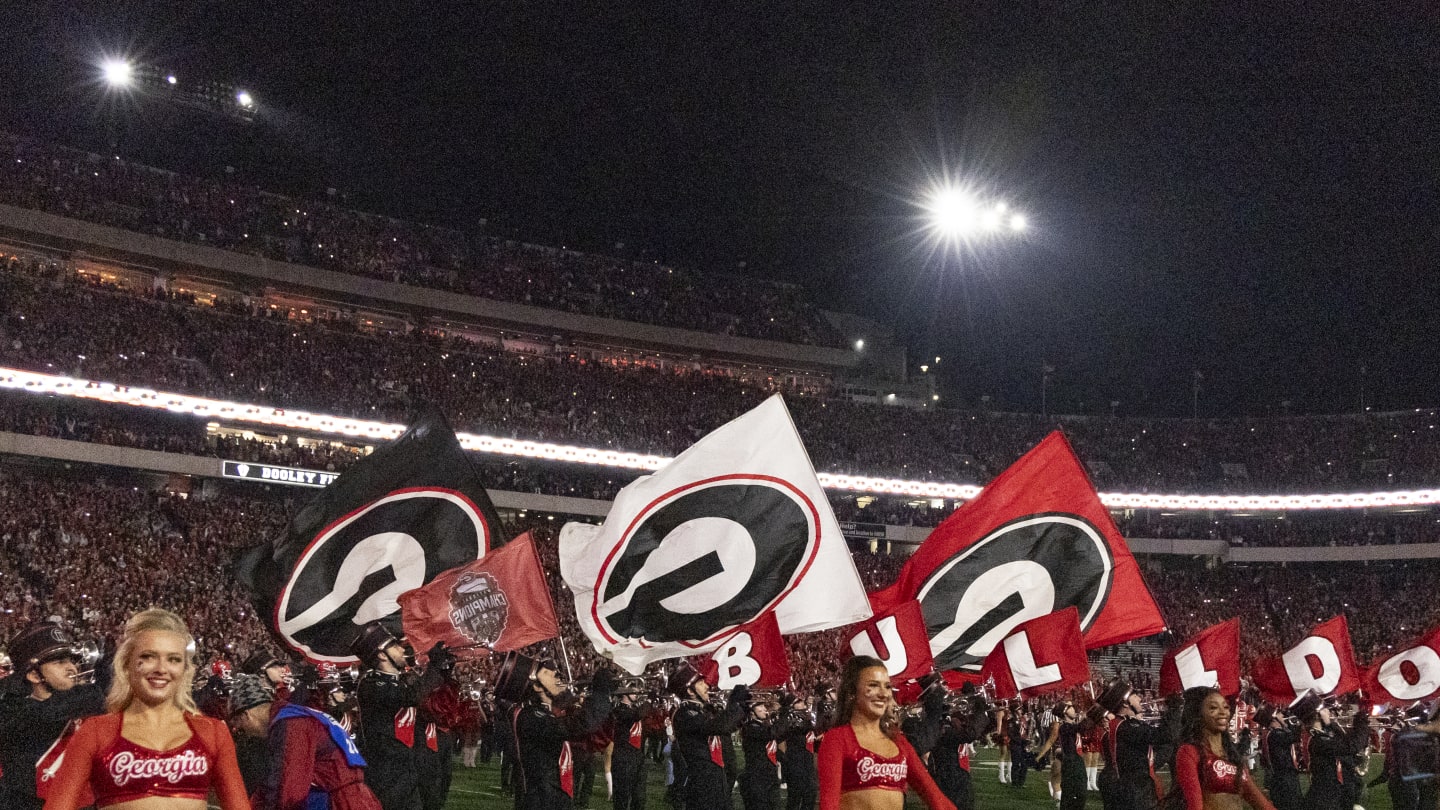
[397,531,559,658]
[1364,624,1440,703]
[1252,616,1360,705]
[870,431,1164,677]
[843,598,934,682]
[1159,618,1241,697]
[980,607,1090,700]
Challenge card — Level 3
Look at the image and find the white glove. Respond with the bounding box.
[605,772,613,798]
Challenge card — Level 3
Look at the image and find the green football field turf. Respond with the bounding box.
[442,745,1397,809]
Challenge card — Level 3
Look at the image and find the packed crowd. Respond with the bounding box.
[5,460,1440,693]
[5,254,1440,499]
[0,134,846,347]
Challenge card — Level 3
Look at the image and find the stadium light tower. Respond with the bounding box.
[101,59,134,89]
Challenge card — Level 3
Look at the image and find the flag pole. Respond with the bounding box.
[556,632,574,683]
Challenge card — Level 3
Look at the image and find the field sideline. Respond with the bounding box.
[442,745,1397,809]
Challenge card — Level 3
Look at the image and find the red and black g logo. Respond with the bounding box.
[917,513,1114,673]
[591,475,821,646]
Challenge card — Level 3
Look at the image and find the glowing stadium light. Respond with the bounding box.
[236,90,254,108]
[854,339,865,351]
[5,365,1440,510]
[101,60,134,89]
[924,185,1027,242]
[166,75,177,85]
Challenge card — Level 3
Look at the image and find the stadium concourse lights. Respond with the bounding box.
[925,185,1027,241]
[5,364,1440,512]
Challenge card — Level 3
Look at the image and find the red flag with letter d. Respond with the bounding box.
[1364,624,1440,703]
[1252,616,1360,705]
[980,607,1090,700]
[870,431,1164,677]
[1159,618,1241,697]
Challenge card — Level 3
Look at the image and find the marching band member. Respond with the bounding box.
[993,699,1012,785]
[42,609,249,810]
[778,692,819,810]
[817,655,954,810]
[739,697,785,810]
[1096,678,1172,810]
[1297,696,1370,810]
[0,622,105,810]
[350,622,452,810]
[1167,686,1276,810]
[1035,700,1092,810]
[606,686,648,810]
[927,683,990,810]
[670,663,746,810]
[497,652,616,810]
[1255,707,1301,810]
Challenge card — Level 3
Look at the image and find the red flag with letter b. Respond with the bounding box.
[397,532,559,658]
[1252,616,1360,705]
[870,431,1164,678]
[1364,624,1440,703]
[698,612,791,689]
[980,607,1089,700]
[1160,618,1241,697]
[843,598,934,683]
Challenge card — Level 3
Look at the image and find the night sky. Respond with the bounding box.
[2,3,1437,417]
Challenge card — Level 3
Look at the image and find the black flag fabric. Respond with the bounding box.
[237,406,505,664]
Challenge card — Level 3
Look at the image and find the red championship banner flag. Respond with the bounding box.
[1252,616,1361,705]
[843,597,934,683]
[397,532,559,658]
[979,607,1090,700]
[870,431,1165,678]
[558,395,871,674]
[1160,618,1242,697]
[698,612,791,689]
[1364,624,1440,703]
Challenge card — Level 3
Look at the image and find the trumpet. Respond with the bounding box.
[72,639,103,685]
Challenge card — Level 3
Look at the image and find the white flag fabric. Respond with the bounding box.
[559,394,872,674]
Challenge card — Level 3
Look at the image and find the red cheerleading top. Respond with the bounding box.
[817,724,954,809]
[1173,743,1276,810]
[42,712,248,810]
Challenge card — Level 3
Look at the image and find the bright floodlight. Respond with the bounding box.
[236,90,254,107]
[924,184,1029,241]
[102,60,133,88]
[166,75,177,85]
[927,188,979,238]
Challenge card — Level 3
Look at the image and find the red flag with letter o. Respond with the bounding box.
[843,597,934,683]
[979,607,1090,700]
[698,612,791,689]
[1159,618,1241,697]
[1252,616,1360,705]
[1364,624,1440,703]
[870,431,1164,677]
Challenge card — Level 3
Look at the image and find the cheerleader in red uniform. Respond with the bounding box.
[817,656,953,810]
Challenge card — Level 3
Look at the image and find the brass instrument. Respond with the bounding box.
[72,639,104,685]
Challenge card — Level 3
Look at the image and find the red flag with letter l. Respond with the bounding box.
[1252,616,1361,705]
[1159,618,1242,697]
[870,431,1165,678]
[698,612,791,689]
[979,607,1090,700]
[397,531,559,658]
[843,597,934,682]
[1364,624,1440,703]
